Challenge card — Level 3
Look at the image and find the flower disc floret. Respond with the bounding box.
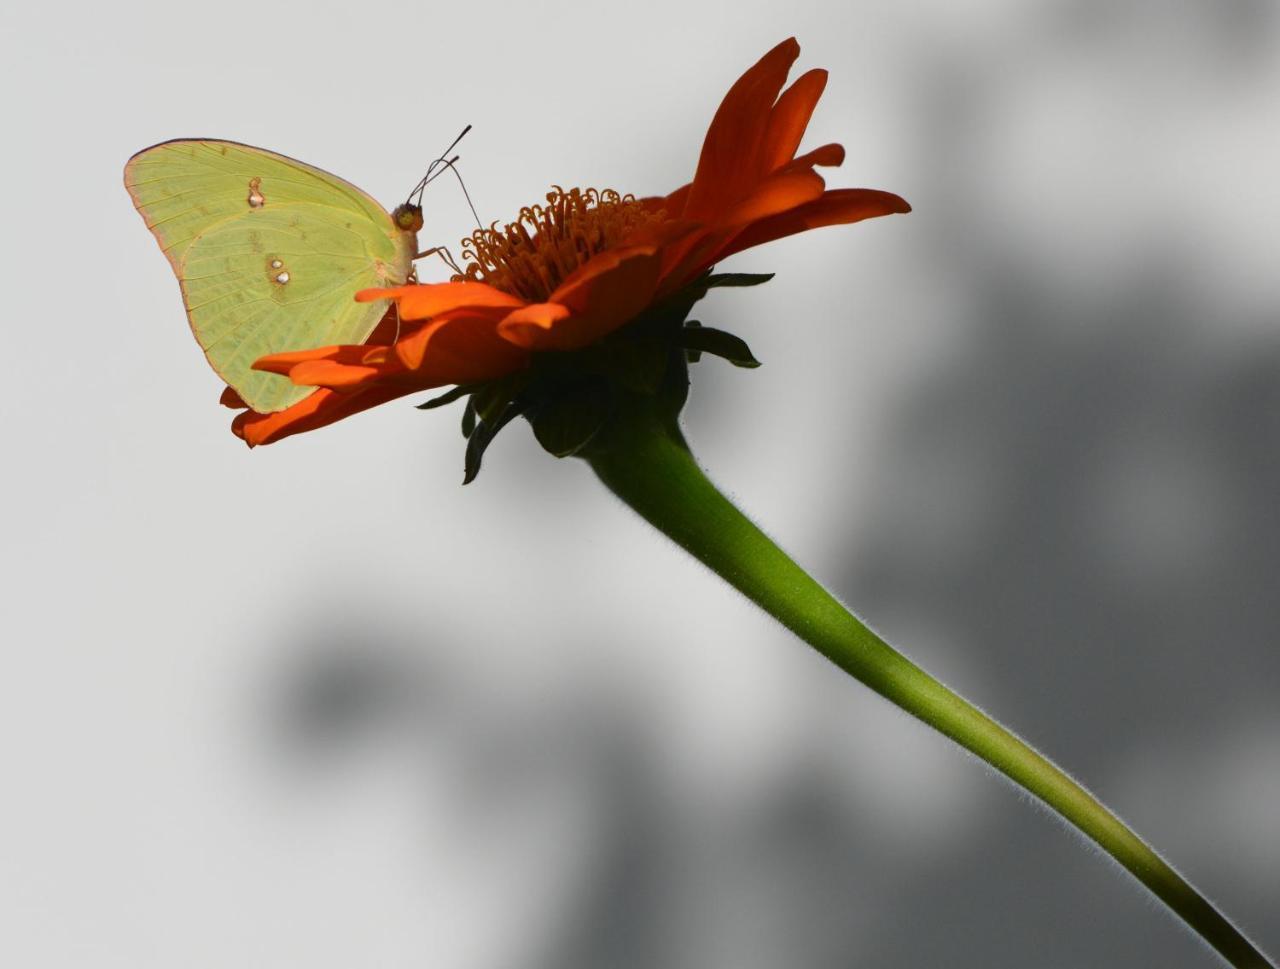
[458,187,664,302]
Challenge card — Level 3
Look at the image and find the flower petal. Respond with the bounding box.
[683,38,801,221]
[356,281,525,321]
[393,311,530,379]
[251,344,349,377]
[719,169,827,227]
[248,306,527,396]
[495,302,573,349]
[232,385,410,447]
[663,182,692,217]
[499,246,661,352]
[286,359,382,389]
[761,68,828,173]
[716,188,912,261]
[231,314,530,447]
[640,182,692,220]
[549,245,661,330]
[654,171,826,292]
[780,142,846,172]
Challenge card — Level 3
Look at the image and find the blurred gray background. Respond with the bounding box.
[2,0,1277,966]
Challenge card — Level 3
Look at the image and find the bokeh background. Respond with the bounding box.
[3,1,1277,965]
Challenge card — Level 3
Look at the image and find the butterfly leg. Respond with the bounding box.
[416,245,464,276]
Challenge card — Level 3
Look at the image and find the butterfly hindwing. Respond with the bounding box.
[179,202,403,412]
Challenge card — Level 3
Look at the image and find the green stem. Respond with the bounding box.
[584,399,1272,969]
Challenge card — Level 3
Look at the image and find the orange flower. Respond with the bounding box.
[229,38,909,447]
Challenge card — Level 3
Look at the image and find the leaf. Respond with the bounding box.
[702,272,775,289]
[529,383,613,458]
[415,383,476,410]
[463,401,524,485]
[677,326,761,368]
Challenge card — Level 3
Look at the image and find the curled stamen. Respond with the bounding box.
[454,185,661,302]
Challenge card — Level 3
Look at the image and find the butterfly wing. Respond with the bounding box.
[125,140,416,412]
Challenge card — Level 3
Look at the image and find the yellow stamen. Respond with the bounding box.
[456,187,661,302]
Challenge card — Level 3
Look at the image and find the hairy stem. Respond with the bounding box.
[584,401,1271,969]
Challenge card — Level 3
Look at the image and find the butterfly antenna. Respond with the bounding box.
[423,156,483,231]
[408,156,449,206]
[407,125,473,207]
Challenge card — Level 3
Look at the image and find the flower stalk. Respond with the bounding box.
[584,391,1273,969]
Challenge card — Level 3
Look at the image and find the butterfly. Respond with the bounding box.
[124,140,428,412]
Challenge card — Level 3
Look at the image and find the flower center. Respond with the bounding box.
[456,186,660,302]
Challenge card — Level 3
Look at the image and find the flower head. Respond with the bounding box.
[228,38,909,463]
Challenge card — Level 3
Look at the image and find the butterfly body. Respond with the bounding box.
[125,140,418,412]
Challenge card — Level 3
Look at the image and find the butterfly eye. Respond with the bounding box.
[392,203,424,233]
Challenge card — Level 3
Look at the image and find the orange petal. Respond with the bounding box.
[287,359,383,390]
[655,226,738,295]
[761,68,828,173]
[219,386,246,409]
[355,281,525,320]
[393,311,530,380]
[251,344,347,376]
[498,246,661,352]
[364,305,405,344]
[230,316,529,447]
[719,169,827,227]
[684,38,801,221]
[717,187,912,261]
[232,385,411,447]
[552,245,660,312]
[640,182,692,219]
[781,142,845,172]
[495,302,573,349]
[616,221,702,270]
[660,171,825,286]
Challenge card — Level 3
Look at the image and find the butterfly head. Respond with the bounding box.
[393,203,424,234]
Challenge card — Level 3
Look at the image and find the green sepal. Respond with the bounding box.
[702,272,775,289]
[677,326,761,368]
[463,401,524,485]
[586,337,670,395]
[472,371,530,425]
[460,396,477,438]
[415,383,477,410]
[683,320,703,363]
[529,382,614,458]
